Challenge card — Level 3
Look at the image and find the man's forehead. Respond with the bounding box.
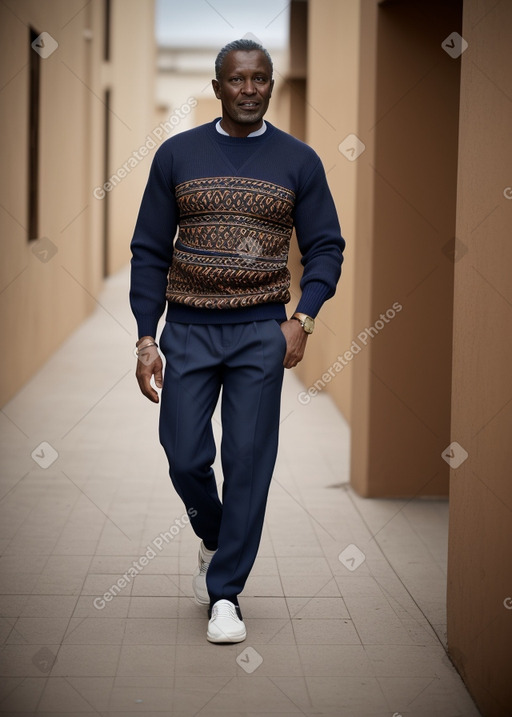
[221,50,271,74]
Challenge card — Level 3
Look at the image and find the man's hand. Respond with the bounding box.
[280,319,309,369]
[135,336,163,403]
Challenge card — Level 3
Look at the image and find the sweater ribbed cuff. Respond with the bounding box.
[135,315,160,340]
[294,281,333,318]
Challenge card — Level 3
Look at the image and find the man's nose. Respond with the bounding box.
[242,80,256,94]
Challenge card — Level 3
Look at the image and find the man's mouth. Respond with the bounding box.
[239,102,259,110]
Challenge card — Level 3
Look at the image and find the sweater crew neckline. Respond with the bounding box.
[215,119,267,137]
[208,118,275,144]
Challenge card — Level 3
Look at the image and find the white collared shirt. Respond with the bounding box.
[216,119,267,137]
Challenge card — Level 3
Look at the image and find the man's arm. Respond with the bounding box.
[130,149,178,401]
[278,157,344,369]
[292,157,345,320]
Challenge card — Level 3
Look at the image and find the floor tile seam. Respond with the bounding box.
[266,673,315,716]
[135,462,171,569]
[264,513,317,710]
[343,488,448,654]
[45,674,105,715]
[266,471,344,626]
[6,529,89,646]
[375,673,439,714]
[104,623,134,714]
[339,567,443,638]
[0,470,33,517]
[286,593,352,705]
[164,575,183,702]
[0,674,48,711]
[188,674,238,717]
[33,558,98,599]
[401,507,449,570]
[372,580,443,634]
[31,559,99,686]
[2,480,83,559]
[337,542,446,632]
[46,472,110,555]
[263,519,293,626]
[270,463,342,544]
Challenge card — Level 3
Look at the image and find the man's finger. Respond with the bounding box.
[154,362,163,389]
[136,371,159,402]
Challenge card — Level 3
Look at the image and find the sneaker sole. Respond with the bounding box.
[206,630,247,643]
[192,571,210,606]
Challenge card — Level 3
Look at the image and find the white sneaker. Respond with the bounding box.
[207,599,247,643]
[192,541,216,606]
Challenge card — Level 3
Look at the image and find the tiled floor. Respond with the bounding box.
[0,267,481,716]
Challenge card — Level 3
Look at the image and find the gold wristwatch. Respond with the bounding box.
[292,313,315,334]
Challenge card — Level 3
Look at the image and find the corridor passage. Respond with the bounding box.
[0,267,480,715]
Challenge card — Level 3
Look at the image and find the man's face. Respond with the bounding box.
[212,50,274,134]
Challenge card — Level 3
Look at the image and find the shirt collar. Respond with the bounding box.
[216,119,267,137]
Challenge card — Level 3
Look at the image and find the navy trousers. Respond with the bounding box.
[158,320,286,608]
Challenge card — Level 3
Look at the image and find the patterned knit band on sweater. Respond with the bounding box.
[167,177,295,309]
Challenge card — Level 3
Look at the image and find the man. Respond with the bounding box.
[130,39,345,643]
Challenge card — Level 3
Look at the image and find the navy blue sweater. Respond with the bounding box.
[130,119,345,338]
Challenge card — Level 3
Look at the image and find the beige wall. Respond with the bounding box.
[350,0,461,497]
[0,0,156,406]
[106,0,156,274]
[293,0,359,423]
[447,0,512,713]
[299,0,512,711]
[302,0,512,709]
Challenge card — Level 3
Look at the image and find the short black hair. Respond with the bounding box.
[215,39,273,80]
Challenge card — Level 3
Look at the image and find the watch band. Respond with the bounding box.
[292,313,315,334]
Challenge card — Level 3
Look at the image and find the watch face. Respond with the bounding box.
[303,316,314,334]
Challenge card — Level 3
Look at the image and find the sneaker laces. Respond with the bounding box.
[212,600,238,620]
[198,544,215,573]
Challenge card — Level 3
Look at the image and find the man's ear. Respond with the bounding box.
[269,79,275,98]
[212,79,221,99]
